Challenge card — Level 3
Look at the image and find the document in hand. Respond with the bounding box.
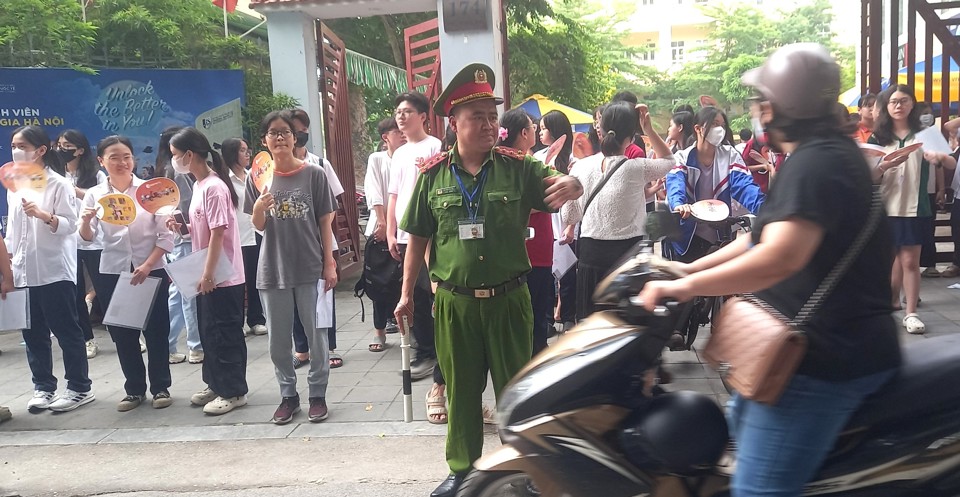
[316,279,334,328]
[164,248,235,300]
[0,289,30,331]
[552,240,578,280]
[915,126,953,155]
[102,272,162,330]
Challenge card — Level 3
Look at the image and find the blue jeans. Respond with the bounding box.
[727,370,895,497]
[167,241,202,353]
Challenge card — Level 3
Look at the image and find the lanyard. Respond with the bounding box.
[451,165,488,221]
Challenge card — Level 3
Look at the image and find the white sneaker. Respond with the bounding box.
[202,395,247,415]
[27,390,57,412]
[86,339,99,359]
[48,389,95,412]
[252,324,268,336]
[190,387,217,406]
[169,353,187,364]
[139,337,147,353]
[188,350,204,364]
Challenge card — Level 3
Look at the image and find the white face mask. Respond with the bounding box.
[920,114,935,127]
[12,148,37,164]
[706,126,726,147]
[171,153,191,175]
[751,117,766,143]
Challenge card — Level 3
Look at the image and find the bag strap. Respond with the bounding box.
[582,157,630,216]
[792,189,884,326]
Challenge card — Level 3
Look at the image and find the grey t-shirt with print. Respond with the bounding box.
[244,165,337,290]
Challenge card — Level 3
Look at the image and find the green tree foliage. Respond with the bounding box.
[0,0,97,71]
[634,0,855,129]
[509,0,640,112]
[0,0,287,140]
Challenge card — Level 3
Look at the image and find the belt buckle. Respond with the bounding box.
[474,289,492,298]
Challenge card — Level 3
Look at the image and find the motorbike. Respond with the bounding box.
[459,213,960,497]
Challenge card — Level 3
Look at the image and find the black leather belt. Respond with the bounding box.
[437,275,527,299]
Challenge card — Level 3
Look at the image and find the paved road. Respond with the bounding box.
[2,272,959,496]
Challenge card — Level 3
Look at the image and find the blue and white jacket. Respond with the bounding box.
[666,144,765,256]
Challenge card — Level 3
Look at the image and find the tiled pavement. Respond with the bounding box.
[1,272,959,447]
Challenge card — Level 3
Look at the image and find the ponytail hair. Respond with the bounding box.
[498,108,533,149]
[599,102,638,157]
[170,127,238,207]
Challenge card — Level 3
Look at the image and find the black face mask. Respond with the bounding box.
[295,131,309,148]
[57,149,77,163]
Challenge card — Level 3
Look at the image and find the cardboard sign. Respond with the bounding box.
[251,151,274,193]
[135,177,180,215]
[543,134,567,169]
[97,193,137,226]
[0,161,46,193]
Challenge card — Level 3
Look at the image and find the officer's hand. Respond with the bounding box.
[544,175,584,210]
[394,296,414,335]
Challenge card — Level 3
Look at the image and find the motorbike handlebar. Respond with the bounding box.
[628,296,680,317]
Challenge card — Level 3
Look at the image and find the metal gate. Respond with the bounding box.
[404,18,444,139]
[317,22,361,276]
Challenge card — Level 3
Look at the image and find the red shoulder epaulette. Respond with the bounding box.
[417,151,449,173]
[494,146,527,161]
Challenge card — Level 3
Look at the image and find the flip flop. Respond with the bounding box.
[293,356,309,369]
[368,334,387,352]
[329,353,344,368]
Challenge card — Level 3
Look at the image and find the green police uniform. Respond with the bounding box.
[400,144,559,474]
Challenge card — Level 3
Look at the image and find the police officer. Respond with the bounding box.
[394,63,584,497]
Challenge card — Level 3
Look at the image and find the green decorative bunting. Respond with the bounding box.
[345,49,407,93]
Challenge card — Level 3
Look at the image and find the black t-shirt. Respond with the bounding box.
[751,136,901,381]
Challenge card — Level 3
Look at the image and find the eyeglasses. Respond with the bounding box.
[240,150,251,156]
[395,109,419,118]
[266,129,293,139]
[888,98,912,108]
[466,115,499,126]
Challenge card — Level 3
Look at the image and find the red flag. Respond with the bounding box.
[212,0,238,13]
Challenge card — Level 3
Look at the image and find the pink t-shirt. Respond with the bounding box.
[190,173,245,288]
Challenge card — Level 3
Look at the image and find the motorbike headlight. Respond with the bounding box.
[498,336,634,425]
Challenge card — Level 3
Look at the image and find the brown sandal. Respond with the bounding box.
[426,390,447,424]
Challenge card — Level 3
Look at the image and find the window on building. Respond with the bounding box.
[642,0,654,5]
[640,42,657,61]
[672,41,685,62]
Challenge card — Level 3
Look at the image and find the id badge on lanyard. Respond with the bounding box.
[452,166,488,240]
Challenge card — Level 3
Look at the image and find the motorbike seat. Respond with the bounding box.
[846,335,960,431]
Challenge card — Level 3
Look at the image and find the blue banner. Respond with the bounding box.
[0,67,245,235]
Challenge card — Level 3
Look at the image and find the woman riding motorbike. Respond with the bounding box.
[638,43,901,497]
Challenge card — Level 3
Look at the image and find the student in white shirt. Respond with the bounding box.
[560,103,676,320]
[385,91,445,411]
[56,129,108,359]
[364,117,406,352]
[79,135,175,412]
[288,108,346,370]
[222,138,266,336]
[5,125,95,413]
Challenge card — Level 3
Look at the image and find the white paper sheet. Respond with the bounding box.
[102,273,161,330]
[552,241,578,280]
[917,126,953,155]
[163,247,235,300]
[0,289,30,331]
[316,279,334,328]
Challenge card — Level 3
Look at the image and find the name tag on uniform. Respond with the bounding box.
[458,217,485,240]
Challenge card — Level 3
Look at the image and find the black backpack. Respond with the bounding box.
[354,236,403,307]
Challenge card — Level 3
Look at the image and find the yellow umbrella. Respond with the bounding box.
[515,94,595,132]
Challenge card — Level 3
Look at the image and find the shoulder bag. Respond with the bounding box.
[703,190,883,405]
